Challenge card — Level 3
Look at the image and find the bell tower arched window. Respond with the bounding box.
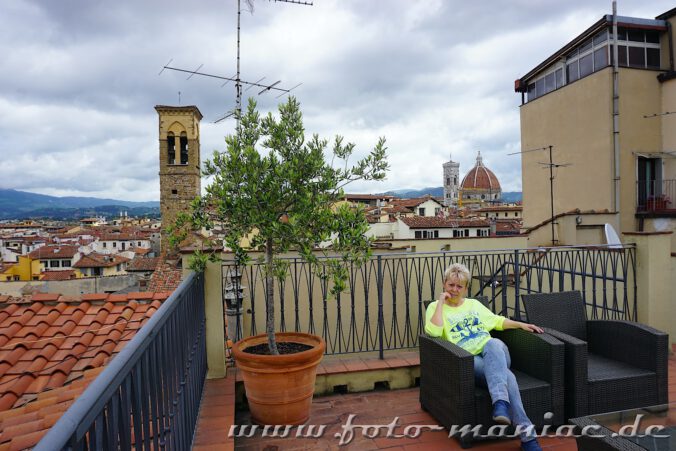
[180,132,188,165]
[167,132,176,164]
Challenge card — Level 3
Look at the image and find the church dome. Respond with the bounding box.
[460,151,501,191]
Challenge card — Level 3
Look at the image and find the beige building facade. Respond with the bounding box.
[515,9,676,249]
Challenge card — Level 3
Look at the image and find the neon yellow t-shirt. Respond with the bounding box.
[424,298,505,355]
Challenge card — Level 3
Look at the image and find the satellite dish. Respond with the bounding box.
[604,223,622,249]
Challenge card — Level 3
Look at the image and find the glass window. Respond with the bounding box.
[545,72,556,93]
[579,39,592,53]
[594,46,608,70]
[628,29,644,42]
[628,46,645,67]
[618,45,628,66]
[61,259,70,267]
[567,48,578,60]
[579,53,593,77]
[646,48,660,68]
[536,78,545,96]
[527,83,536,101]
[617,28,627,40]
[555,68,563,88]
[645,31,659,44]
[415,231,422,239]
[567,61,579,82]
[593,30,607,45]
[50,260,59,268]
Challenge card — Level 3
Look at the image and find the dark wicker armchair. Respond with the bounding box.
[419,298,565,448]
[522,290,668,419]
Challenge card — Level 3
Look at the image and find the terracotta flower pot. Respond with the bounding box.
[232,332,325,425]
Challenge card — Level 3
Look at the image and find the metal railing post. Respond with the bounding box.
[377,255,384,359]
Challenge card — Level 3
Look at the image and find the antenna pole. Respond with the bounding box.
[548,145,556,246]
[236,0,243,131]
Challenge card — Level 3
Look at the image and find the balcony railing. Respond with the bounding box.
[224,244,636,357]
[636,179,675,212]
[36,272,206,451]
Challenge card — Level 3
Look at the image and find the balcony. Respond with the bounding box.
[34,239,675,450]
[636,179,676,215]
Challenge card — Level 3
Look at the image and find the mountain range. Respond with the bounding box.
[0,189,160,220]
[384,187,522,203]
[0,187,521,221]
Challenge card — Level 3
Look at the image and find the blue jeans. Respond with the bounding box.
[474,338,536,442]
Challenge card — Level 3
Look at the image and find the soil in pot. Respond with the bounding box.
[244,342,313,355]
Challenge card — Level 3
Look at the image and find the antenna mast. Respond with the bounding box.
[160,0,311,128]
[508,145,571,246]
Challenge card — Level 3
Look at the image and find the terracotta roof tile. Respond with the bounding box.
[80,293,109,302]
[27,245,79,260]
[40,270,77,281]
[0,290,168,449]
[127,257,159,272]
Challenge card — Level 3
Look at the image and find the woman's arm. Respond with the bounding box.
[502,318,543,334]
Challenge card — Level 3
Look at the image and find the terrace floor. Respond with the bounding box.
[192,346,676,451]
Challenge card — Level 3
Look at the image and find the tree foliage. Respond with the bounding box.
[172,97,388,354]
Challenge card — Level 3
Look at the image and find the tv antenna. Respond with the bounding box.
[509,145,571,246]
[159,0,311,127]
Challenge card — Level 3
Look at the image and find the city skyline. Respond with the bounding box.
[1,0,673,202]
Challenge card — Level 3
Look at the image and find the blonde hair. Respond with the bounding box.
[444,263,470,287]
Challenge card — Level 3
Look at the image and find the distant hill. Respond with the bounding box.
[383,187,522,203]
[0,189,159,220]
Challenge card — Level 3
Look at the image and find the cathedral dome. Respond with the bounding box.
[460,151,501,191]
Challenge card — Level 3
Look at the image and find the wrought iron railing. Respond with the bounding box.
[636,179,675,212]
[224,244,636,357]
[35,272,206,451]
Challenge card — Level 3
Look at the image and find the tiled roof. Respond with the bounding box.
[460,151,501,191]
[134,247,152,256]
[27,245,79,260]
[389,195,440,208]
[0,293,170,412]
[0,367,104,451]
[127,257,159,272]
[400,216,490,228]
[73,253,129,269]
[147,259,183,292]
[40,271,77,281]
[0,292,171,431]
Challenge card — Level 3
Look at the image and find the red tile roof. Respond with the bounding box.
[126,257,159,272]
[0,367,104,450]
[40,271,77,281]
[0,293,170,411]
[147,260,183,292]
[389,195,441,209]
[400,217,490,228]
[460,152,501,191]
[73,253,129,269]
[0,291,171,449]
[27,245,79,260]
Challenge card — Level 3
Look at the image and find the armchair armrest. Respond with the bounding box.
[587,320,668,372]
[542,327,589,418]
[492,329,565,426]
[419,334,476,428]
[491,329,563,384]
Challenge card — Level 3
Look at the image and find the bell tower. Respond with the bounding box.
[443,153,460,207]
[155,105,203,253]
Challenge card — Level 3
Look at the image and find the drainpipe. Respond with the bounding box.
[612,1,621,215]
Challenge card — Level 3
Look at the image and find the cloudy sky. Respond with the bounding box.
[1,0,673,202]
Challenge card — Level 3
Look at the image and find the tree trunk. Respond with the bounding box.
[265,238,279,355]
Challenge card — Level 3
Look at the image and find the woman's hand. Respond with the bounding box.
[520,322,543,334]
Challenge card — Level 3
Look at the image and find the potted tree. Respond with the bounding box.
[173,97,388,425]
